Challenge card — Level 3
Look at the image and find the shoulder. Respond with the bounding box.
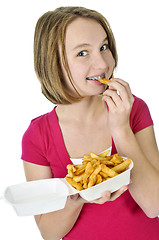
[130,95,153,133]
[27,107,56,132]
[132,95,147,109]
[22,107,57,143]
[23,114,47,140]
[21,107,57,165]
[131,94,152,116]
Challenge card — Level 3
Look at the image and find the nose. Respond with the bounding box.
[91,52,107,70]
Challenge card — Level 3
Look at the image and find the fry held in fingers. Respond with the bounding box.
[65,151,131,191]
[97,78,110,84]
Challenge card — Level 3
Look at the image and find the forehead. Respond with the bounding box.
[65,17,107,50]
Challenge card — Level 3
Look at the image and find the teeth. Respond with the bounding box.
[87,73,105,80]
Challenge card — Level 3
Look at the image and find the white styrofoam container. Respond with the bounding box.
[3,178,69,216]
[1,158,133,216]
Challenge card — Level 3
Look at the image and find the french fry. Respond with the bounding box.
[74,165,86,175]
[99,160,114,166]
[73,172,85,182]
[97,78,110,84]
[88,175,97,188]
[90,152,101,160]
[83,168,94,183]
[65,176,84,191]
[90,152,110,160]
[98,150,110,157]
[83,154,90,158]
[68,169,74,178]
[111,158,131,173]
[90,165,102,178]
[85,162,92,170]
[87,165,101,188]
[83,155,92,161]
[67,164,76,177]
[101,164,118,177]
[83,182,88,189]
[100,171,108,178]
[111,154,123,165]
[96,174,103,184]
[92,160,100,168]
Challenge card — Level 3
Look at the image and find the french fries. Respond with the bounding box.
[65,151,131,191]
[97,78,110,84]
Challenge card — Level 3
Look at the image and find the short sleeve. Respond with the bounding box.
[130,96,153,134]
[21,120,50,166]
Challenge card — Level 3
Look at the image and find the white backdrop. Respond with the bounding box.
[0,0,158,239]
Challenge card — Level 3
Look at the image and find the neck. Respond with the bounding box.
[56,95,106,123]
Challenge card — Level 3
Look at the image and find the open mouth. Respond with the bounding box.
[86,73,105,81]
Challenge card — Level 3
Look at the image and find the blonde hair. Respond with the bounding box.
[34,6,118,104]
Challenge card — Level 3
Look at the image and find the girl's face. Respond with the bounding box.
[61,17,115,97]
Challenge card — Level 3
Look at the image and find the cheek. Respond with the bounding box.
[61,58,84,96]
[110,58,115,72]
[107,51,115,64]
[68,60,86,81]
[106,52,115,73]
[59,61,75,93]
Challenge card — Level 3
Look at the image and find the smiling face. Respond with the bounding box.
[61,17,115,97]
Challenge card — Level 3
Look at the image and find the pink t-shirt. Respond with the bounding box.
[21,95,159,240]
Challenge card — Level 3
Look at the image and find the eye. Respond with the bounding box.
[100,44,108,51]
[77,50,87,57]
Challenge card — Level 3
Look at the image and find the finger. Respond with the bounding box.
[113,78,132,94]
[109,78,134,104]
[102,95,117,111]
[69,193,80,201]
[107,82,134,111]
[103,89,123,108]
[114,78,134,104]
[109,186,128,201]
[108,80,129,103]
[91,191,111,204]
[109,78,130,90]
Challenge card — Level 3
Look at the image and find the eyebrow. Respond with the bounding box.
[72,36,108,51]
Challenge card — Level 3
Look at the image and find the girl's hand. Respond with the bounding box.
[68,185,128,205]
[102,78,134,134]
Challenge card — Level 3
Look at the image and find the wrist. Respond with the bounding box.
[66,195,84,210]
[111,125,132,140]
[111,126,136,157]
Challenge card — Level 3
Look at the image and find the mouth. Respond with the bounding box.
[86,73,105,81]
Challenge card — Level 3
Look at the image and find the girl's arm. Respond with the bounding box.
[35,195,84,240]
[112,125,159,218]
[103,78,159,218]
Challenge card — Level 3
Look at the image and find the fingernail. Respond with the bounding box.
[106,192,111,198]
[123,187,128,192]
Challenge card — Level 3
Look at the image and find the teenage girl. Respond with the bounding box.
[22,7,159,240]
